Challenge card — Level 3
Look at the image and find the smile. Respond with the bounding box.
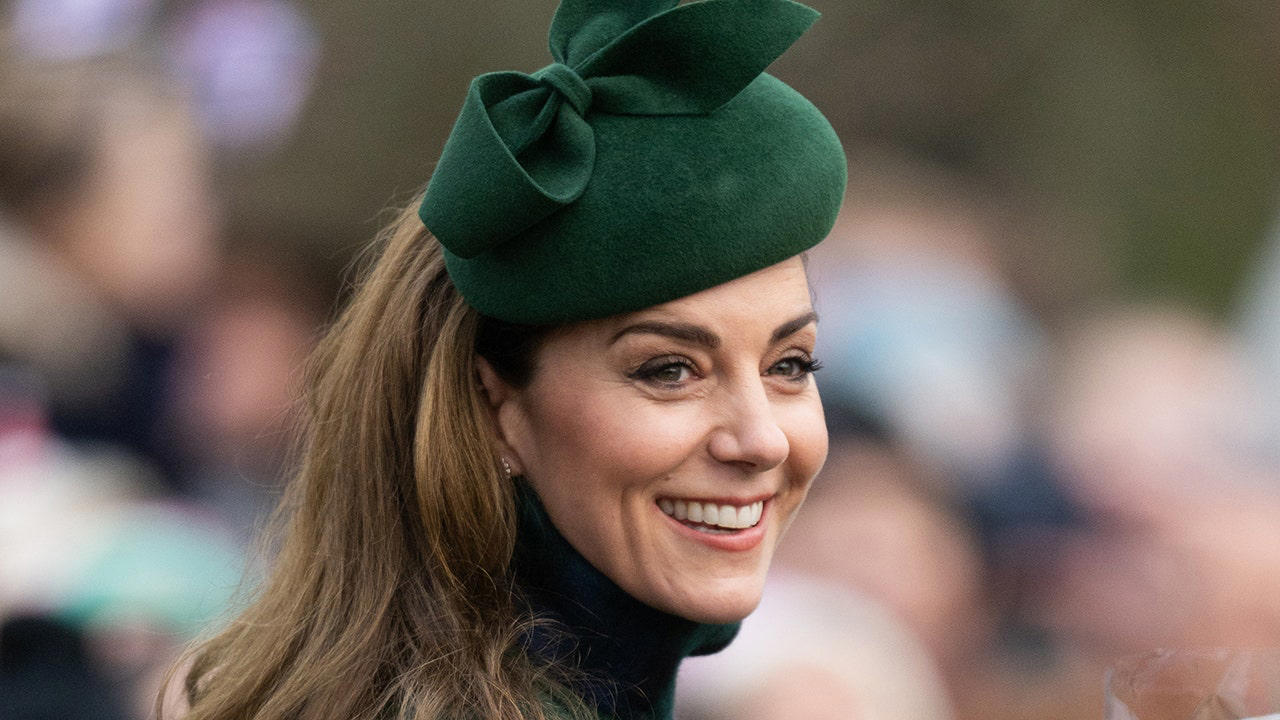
[656,498,764,533]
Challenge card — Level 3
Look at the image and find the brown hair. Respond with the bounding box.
[167,201,592,720]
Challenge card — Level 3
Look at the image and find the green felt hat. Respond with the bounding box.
[419,0,846,325]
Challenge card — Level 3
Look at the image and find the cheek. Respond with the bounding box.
[526,387,704,480]
[784,397,830,480]
[776,398,829,533]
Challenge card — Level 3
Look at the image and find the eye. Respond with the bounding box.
[768,355,822,381]
[629,356,698,388]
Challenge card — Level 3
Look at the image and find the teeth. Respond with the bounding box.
[721,505,736,526]
[658,499,765,530]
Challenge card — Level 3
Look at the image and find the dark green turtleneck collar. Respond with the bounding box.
[510,481,740,720]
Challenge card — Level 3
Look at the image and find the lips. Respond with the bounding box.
[657,498,764,532]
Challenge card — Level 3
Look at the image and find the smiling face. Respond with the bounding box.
[480,257,828,623]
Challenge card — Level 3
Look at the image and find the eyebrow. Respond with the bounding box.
[608,310,819,349]
[770,310,820,344]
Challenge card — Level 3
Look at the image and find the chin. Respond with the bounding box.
[659,581,767,624]
[681,597,763,625]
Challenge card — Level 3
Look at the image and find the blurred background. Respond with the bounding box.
[2,1,1279,718]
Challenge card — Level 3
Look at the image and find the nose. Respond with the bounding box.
[707,379,790,472]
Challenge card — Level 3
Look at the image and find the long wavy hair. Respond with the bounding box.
[167,200,594,720]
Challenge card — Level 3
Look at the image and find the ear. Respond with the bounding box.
[475,355,527,477]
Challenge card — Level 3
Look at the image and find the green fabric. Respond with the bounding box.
[512,481,738,720]
[419,0,846,324]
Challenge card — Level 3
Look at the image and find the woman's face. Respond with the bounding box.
[485,257,828,623]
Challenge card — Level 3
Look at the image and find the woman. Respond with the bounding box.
[172,1,846,718]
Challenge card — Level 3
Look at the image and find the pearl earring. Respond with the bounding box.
[501,456,513,480]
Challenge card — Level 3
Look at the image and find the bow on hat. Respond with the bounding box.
[419,0,820,259]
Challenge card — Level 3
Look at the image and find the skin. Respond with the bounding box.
[478,257,828,623]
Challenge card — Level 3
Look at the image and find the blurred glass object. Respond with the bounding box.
[167,0,319,150]
[1106,650,1280,720]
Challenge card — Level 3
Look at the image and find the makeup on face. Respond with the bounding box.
[496,257,829,623]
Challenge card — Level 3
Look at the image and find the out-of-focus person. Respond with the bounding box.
[772,438,989,685]
[677,571,954,720]
[0,45,220,489]
[167,232,335,536]
[0,395,244,719]
[806,154,1046,487]
[1037,307,1280,653]
[0,38,246,720]
[780,157,1116,720]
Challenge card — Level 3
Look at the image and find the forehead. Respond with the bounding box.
[550,257,815,348]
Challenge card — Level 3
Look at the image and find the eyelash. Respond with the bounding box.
[770,356,823,379]
[628,354,822,388]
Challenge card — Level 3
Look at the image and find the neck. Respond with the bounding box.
[510,481,739,720]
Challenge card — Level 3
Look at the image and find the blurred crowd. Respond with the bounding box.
[3,2,1280,719]
[1,1,323,715]
[679,161,1280,720]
